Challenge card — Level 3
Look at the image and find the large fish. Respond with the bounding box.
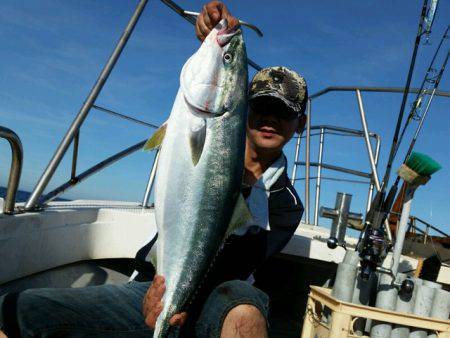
[144,20,249,337]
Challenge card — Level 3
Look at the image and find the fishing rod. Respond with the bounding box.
[424,0,440,42]
[378,0,429,197]
[390,50,449,190]
[357,0,438,280]
[384,26,449,198]
[394,24,449,160]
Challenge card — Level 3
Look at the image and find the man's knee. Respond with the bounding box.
[0,292,21,338]
[221,304,268,338]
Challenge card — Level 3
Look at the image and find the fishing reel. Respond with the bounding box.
[358,225,389,281]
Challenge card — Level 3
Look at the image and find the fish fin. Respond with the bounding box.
[149,251,157,268]
[225,194,253,238]
[189,118,206,165]
[143,123,167,151]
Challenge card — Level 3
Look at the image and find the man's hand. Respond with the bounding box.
[195,1,239,42]
[143,275,188,329]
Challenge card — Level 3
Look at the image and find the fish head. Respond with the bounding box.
[180,19,248,116]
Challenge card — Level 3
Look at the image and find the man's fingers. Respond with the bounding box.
[197,19,210,40]
[227,15,240,30]
[201,5,213,30]
[197,1,224,42]
[153,275,165,286]
[142,275,168,329]
[195,7,211,42]
[196,1,238,42]
[178,312,188,326]
[144,284,165,316]
[142,276,166,317]
[195,24,204,42]
[169,314,181,326]
[169,312,188,327]
[152,282,166,300]
[204,3,221,29]
[145,301,163,329]
[220,4,239,30]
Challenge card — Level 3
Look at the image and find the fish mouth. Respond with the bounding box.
[217,19,242,47]
[184,96,223,119]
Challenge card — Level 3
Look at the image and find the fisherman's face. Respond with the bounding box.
[247,97,305,152]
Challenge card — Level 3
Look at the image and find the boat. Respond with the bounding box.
[1,1,449,337]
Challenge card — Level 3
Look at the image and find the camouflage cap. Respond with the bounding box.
[249,66,308,115]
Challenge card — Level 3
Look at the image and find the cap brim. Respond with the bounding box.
[249,91,301,113]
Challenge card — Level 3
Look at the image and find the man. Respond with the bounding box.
[0,2,307,337]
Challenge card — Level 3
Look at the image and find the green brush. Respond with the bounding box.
[391,155,442,279]
[398,152,442,186]
[406,152,442,176]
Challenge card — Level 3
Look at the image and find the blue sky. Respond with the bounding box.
[0,1,449,233]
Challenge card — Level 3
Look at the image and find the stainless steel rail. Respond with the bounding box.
[296,161,371,179]
[356,90,381,191]
[290,131,302,186]
[25,0,149,210]
[313,128,325,225]
[389,211,449,245]
[304,100,311,223]
[356,89,390,239]
[366,137,381,212]
[93,105,159,129]
[305,124,380,138]
[0,126,23,214]
[413,216,450,244]
[41,140,146,205]
[292,124,381,225]
[309,86,450,100]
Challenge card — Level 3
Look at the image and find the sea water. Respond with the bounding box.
[0,187,69,203]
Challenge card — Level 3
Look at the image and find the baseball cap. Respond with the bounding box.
[249,66,308,117]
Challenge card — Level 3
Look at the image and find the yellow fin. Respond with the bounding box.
[189,123,206,165]
[143,123,167,151]
[225,194,253,238]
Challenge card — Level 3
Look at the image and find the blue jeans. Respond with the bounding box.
[0,280,269,337]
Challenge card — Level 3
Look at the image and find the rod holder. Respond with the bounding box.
[320,192,362,249]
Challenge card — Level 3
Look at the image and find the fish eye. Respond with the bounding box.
[223,52,233,64]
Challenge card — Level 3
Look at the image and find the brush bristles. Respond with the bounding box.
[405,152,442,177]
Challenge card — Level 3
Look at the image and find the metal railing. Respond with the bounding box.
[292,86,450,236]
[0,126,23,214]
[24,0,150,210]
[292,125,381,226]
[404,214,450,244]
